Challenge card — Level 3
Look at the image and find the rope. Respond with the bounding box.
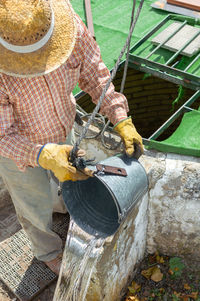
[70,0,145,164]
[120,0,137,94]
[100,0,137,150]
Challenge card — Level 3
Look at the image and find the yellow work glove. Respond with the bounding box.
[37,144,94,182]
[114,117,144,158]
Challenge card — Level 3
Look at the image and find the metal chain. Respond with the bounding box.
[70,0,145,162]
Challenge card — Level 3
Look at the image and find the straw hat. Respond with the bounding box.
[0,0,77,77]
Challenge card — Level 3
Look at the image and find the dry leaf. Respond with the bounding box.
[130,281,141,293]
[156,254,165,264]
[180,292,199,300]
[125,296,140,301]
[151,267,163,282]
[180,296,189,301]
[184,283,191,290]
[141,267,155,279]
[160,288,165,294]
[191,291,199,300]
[174,291,181,298]
[141,266,163,282]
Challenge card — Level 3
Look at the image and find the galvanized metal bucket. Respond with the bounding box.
[62,154,148,238]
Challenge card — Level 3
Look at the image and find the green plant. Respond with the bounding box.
[169,257,185,279]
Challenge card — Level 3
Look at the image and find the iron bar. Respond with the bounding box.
[129,54,200,84]
[183,106,194,112]
[146,21,187,59]
[129,63,199,90]
[148,90,200,140]
[130,15,170,53]
[184,52,200,72]
[165,30,200,65]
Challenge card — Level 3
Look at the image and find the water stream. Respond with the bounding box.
[53,221,105,301]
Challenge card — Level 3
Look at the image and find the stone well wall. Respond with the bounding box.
[0,146,200,260]
[141,151,200,259]
[1,133,200,261]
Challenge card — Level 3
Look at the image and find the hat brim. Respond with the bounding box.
[0,0,77,78]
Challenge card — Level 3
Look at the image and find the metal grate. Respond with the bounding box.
[128,14,200,90]
[151,22,200,57]
[126,14,200,155]
[142,90,200,156]
[0,214,70,301]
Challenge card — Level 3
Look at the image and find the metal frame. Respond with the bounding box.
[123,14,200,152]
[142,90,200,146]
[128,14,200,90]
[75,14,200,155]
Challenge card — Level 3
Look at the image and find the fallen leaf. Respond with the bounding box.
[141,267,155,279]
[128,286,138,295]
[191,291,199,300]
[130,281,141,293]
[174,291,181,298]
[125,296,140,301]
[159,256,165,263]
[151,267,163,282]
[184,283,191,290]
[180,296,189,301]
[141,266,163,282]
[179,291,199,301]
[156,254,165,264]
[160,288,165,294]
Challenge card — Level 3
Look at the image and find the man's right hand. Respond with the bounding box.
[37,144,93,182]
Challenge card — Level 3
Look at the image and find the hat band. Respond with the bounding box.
[0,12,55,54]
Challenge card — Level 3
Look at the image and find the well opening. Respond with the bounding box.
[77,67,200,141]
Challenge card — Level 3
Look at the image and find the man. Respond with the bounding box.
[0,0,143,275]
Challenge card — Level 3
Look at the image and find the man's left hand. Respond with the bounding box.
[114,117,144,159]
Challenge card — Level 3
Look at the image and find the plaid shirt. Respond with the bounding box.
[0,15,128,171]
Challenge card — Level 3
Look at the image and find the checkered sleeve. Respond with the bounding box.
[0,78,42,171]
[76,16,129,126]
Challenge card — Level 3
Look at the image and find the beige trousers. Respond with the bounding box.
[0,131,75,261]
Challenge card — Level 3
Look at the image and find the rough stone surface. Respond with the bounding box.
[141,151,200,260]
